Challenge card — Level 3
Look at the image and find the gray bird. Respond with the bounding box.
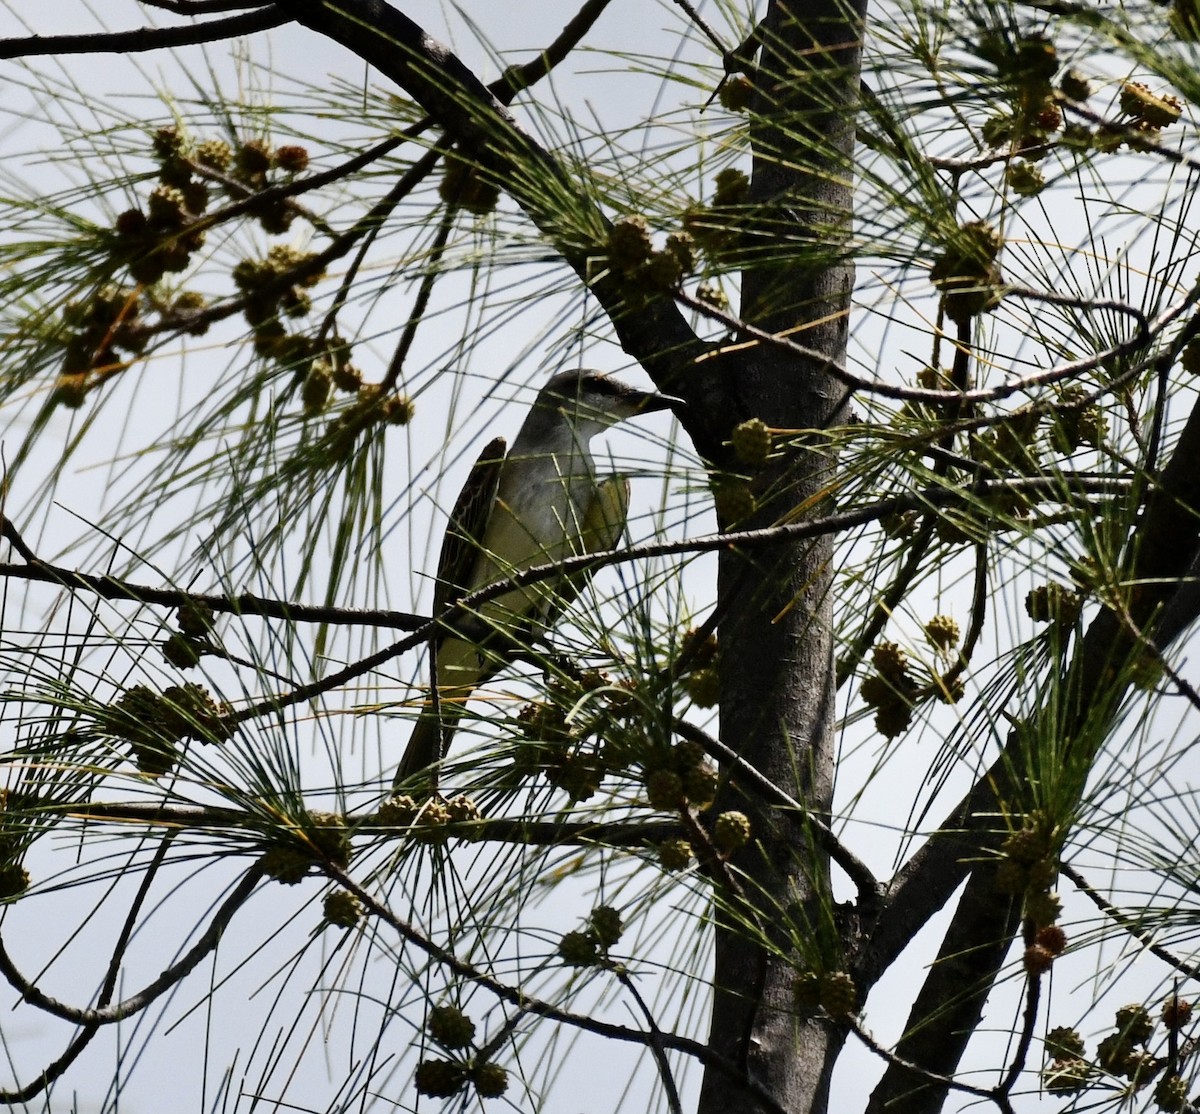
[396,369,680,788]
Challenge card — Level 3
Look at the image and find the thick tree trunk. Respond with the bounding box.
[698,4,866,1112]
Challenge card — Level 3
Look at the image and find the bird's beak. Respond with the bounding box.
[632,388,685,415]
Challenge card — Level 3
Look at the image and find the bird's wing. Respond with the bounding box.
[433,436,507,625]
[580,474,631,553]
[544,474,630,623]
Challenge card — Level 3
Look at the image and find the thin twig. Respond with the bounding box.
[615,967,684,1114]
[1061,862,1200,980]
[0,864,264,1024]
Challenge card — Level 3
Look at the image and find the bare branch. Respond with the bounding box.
[0,865,264,1025]
[0,6,287,58]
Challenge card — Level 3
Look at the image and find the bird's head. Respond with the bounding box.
[539,369,682,429]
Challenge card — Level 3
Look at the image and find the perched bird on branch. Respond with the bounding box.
[396,369,680,789]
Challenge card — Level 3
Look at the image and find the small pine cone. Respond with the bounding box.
[664,231,696,273]
[446,794,482,825]
[115,208,148,237]
[995,859,1028,894]
[1124,1050,1161,1085]
[195,138,233,172]
[428,1005,476,1049]
[682,761,718,808]
[0,862,29,900]
[162,633,202,669]
[306,812,351,869]
[684,667,720,709]
[551,754,602,802]
[322,890,362,928]
[1026,583,1082,625]
[258,201,296,235]
[1043,1057,1088,1094]
[332,361,363,392]
[130,735,179,777]
[793,971,821,1009]
[438,158,500,215]
[376,794,419,827]
[658,838,693,871]
[1045,1025,1085,1059]
[237,138,274,179]
[819,972,858,1019]
[176,599,214,637]
[302,361,333,416]
[279,286,312,318]
[147,185,188,228]
[924,615,960,651]
[471,1060,508,1098]
[874,699,913,740]
[1026,857,1058,892]
[858,673,893,708]
[1182,338,1200,376]
[1116,1003,1155,1045]
[1035,924,1067,956]
[1023,944,1055,975]
[557,929,599,966]
[589,905,623,948]
[935,511,973,545]
[260,846,313,885]
[1035,101,1063,132]
[1006,160,1045,197]
[274,144,310,173]
[413,1058,467,1098]
[1097,1033,1134,1074]
[1024,889,1062,927]
[672,739,708,770]
[152,126,186,160]
[1060,70,1091,102]
[1154,1073,1189,1112]
[1162,996,1193,1030]
[883,508,916,535]
[416,799,452,837]
[711,478,756,524]
[1001,823,1049,865]
[383,393,415,426]
[872,641,909,681]
[712,167,749,206]
[679,629,718,670]
[638,249,684,291]
[645,769,685,811]
[181,180,208,215]
[1119,82,1183,129]
[719,74,754,111]
[713,810,751,853]
[607,215,654,271]
[730,418,772,468]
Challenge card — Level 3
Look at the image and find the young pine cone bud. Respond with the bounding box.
[471,1061,509,1098]
[322,890,363,928]
[427,1005,476,1049]
[730,418,772,468]
[589,905,623,948]
[712,810,751,852]
[413,1059,467,1098]
[1162,996,1193,1031]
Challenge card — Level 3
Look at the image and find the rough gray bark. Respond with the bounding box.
[697,3,866,1112]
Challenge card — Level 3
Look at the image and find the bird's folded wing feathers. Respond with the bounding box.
[433,436,507,627]
[548,474,631,621]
